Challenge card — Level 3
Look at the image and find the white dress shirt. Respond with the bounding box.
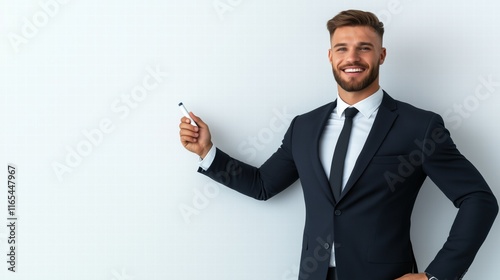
[199,88,384,267]
[319,88,383,266]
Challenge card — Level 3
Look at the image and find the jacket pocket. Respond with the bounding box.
[370,155,410,164]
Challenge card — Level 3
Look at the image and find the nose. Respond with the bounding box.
[345,49,360,63]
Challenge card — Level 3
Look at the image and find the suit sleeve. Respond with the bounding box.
[422,114,498,279]
[197,117,300,201]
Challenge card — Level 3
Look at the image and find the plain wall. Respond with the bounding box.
[0,0,499,279]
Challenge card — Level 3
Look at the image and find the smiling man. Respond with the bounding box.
[179,10,498,280]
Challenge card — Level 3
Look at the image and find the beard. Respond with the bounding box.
[332,63,379,92]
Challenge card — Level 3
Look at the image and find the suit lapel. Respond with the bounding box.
[310,101,338,204]
[340,92,399,200]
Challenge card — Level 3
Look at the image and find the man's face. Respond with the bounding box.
[328,26,386,93]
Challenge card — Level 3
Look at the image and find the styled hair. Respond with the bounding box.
[327,10,384,40]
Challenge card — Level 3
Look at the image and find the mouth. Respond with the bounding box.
[341,66,366,74]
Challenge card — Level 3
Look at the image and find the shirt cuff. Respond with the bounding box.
[199,145,216,171]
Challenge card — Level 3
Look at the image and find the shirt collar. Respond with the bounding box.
[335,87,384,119]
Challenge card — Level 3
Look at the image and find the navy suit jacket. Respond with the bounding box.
[198,92,498,280]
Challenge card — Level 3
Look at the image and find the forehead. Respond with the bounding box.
[331,26,382,46]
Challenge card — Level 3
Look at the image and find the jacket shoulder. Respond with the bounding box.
[384,93,440,123]
[295,101,335,122]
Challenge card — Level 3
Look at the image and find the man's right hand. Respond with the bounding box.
[179,112,213,159]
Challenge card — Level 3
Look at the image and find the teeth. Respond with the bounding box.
[344,68,363,73]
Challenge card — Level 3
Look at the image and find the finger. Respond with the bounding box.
[179,120,199,131]
[189,112,206,128]
[179,128,199,138]
[180,135,198,144]
[180,116,192,125]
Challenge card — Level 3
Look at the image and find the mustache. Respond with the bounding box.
[339,62,369,69]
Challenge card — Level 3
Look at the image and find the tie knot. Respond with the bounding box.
[344,107,359,119]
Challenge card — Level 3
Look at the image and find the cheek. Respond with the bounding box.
[362,55,380,66]
[330,57,343,66]
[373,52,384,64]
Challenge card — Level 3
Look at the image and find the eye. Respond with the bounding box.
[359,46,371,51]
[336,47,347,52]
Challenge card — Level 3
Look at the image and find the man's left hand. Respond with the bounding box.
[395,273,428,280]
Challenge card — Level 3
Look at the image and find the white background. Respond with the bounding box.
[0,0,499,279]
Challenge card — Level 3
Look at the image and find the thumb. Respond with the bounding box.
[189,112,207,128]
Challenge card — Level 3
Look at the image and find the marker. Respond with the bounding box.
[178,102,198,127]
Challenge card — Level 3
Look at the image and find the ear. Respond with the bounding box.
[379,47,387,65]
[328,48,333,64]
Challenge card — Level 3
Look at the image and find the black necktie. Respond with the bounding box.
[329,107,359,201]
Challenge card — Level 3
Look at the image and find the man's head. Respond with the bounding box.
[327,10,386,103]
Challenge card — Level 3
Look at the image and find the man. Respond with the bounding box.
[179,10,498,280]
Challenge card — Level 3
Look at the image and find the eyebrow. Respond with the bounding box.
[333,42,375,48]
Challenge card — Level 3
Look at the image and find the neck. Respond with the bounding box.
[338,82,380,105]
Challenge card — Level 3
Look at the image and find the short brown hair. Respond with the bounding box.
[327,10,384,40]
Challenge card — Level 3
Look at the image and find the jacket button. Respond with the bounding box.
[334,210,342,216]
[324,243,330,250]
